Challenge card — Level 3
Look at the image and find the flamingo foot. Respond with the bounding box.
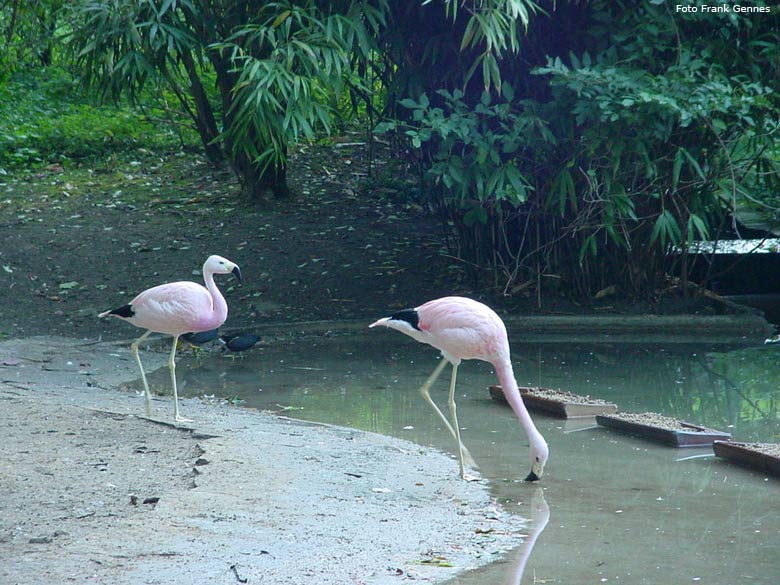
[461,471,482,482]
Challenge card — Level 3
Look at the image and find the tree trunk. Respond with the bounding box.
[5,0,19,45]
[231,149,290,199]
[209,48,290,199]
[179,49,223,165]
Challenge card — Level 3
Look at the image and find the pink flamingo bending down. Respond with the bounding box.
[370,296,549,481]
[99,255,242,422]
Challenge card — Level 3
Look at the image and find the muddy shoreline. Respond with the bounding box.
[0,336,526,584]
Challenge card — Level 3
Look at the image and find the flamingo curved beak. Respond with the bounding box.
[232,265,243,284]
[524,460,544,482]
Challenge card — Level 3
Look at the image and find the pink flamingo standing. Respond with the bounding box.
[99,255,242,422]
[370,296,549,481]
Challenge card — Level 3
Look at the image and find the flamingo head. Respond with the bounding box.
[204,255,242,283]
[369,309,422,336]
[525,436,549,482]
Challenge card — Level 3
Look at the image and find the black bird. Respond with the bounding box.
[182,328,220,347]
[220,333,262,354]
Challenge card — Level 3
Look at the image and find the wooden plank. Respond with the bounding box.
[713,441,780,477]
[596,415,731,447]
[490,385,618,419]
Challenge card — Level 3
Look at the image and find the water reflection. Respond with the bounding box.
[446,488,550,585]
[505,489,550,585]
[142,334,780,584]
[511,343,780,442]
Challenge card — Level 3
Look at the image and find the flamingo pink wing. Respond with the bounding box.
[416,297,506,361]
[129,281,214,335]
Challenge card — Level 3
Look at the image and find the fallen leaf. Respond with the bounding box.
[415,556,454,568]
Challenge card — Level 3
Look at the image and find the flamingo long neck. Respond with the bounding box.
[493,358,544,445]
[203,268,228,324]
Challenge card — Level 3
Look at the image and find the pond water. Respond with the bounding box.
[151,332,780,584]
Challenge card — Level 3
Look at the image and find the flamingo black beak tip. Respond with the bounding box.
[524,470,541,482]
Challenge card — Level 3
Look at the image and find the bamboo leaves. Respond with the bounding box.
[650,210,682,248]
[218,4,360,176]
[66,0,383,196]
[452,0,539,91]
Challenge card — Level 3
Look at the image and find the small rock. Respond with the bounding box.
[29,531,66,544]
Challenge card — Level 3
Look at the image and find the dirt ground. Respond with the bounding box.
[0,141,474,340]
[0,139,747,342]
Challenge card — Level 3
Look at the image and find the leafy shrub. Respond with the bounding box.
[379,1,780,300]
[376,86,557,290]
[0,68,187,169]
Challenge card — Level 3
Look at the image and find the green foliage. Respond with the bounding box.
[218,3,358,175]
[65,0,220,160]
[535,50,776,249]
[0,69,182,169]
[67,0,199,100]
[446,0,541,91]
[65,0,387,197]
[60,0,542,197]
[371,0,541,111]
[379,0,780,299]
[377,86,544,221]
[525,1,780,295]
[0,1,64,79]
[5,0,780,303]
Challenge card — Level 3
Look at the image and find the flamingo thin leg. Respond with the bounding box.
[447,363,466,479]
[130,330,153,417]
[169,335,192,423]
[418,359,453,431]
[418,359,477,471]
[446,365,480,481]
